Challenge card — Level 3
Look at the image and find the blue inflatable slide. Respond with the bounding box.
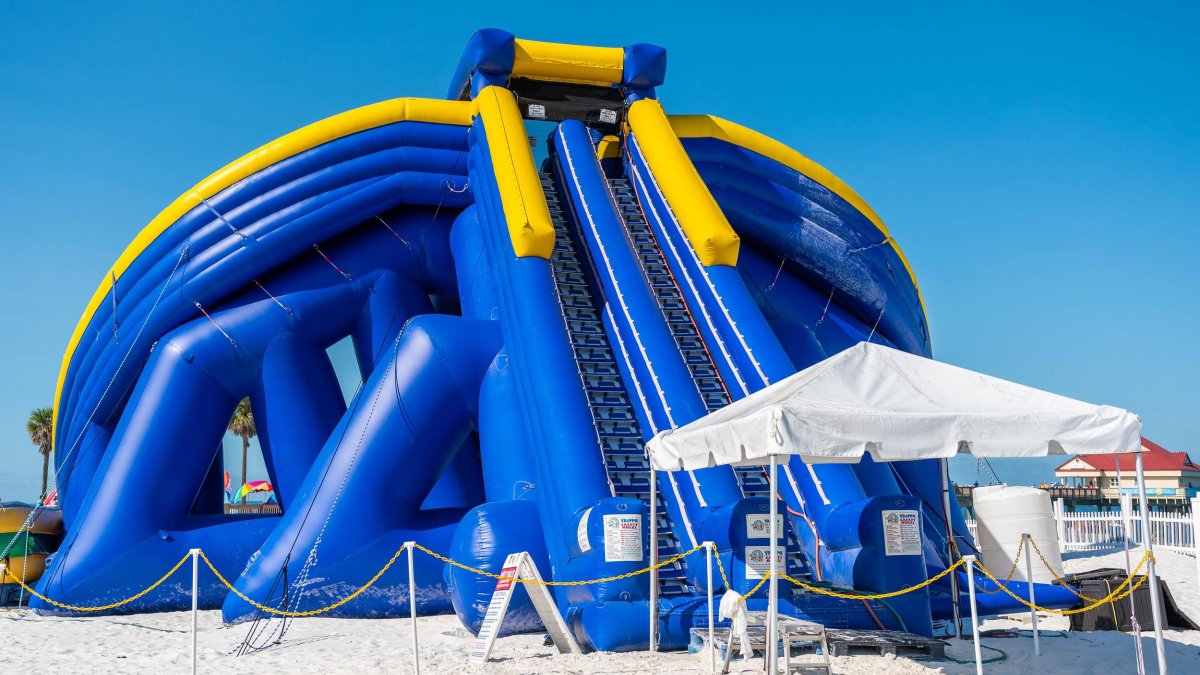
[34,29,1079,650]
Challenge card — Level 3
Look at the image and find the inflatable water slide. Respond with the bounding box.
[35,29,1077,649]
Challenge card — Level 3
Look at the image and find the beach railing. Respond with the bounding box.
[222,503,282,515]
[964,497,1197,557]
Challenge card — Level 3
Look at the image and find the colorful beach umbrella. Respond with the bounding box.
[233,481,274,503]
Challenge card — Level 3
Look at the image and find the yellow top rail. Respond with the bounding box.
[470,86,556,259]
[511,38,624,87]
[627,99,741,267]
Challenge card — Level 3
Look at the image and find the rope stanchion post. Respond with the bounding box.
[190,548,200,675]
[405,541,420,675]
[704,540,715,674]
[963,555,983,675]
[1022,534,1039,656]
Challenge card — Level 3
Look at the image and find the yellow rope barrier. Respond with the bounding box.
[412,542,705,586]
[3,552,192,612]
[1024,536,1107,603]
[974,550,1155,616]
[12,537,1154,619]
[779,559,967,601]
[198,548,407,618]
[975,537,1023,595]
[710,546,777,600]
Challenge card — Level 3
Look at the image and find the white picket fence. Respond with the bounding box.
[965,497,1198,557]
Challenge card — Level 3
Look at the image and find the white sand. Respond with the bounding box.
[3,548,1198,674]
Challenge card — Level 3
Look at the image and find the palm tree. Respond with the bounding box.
[26,407,53,496]
[227,397,257,503]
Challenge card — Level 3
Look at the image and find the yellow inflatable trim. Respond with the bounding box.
[596,135,621,160]
[668,114,924,310]
[627,100,740,267]
[511,38,623,87]
[470,87,555,259]
[52,98,474,444]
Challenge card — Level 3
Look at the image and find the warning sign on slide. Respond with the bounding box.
[745,513,783,540]
[603,514,643,562]
[882,509,921,556]
[744,545,783,580]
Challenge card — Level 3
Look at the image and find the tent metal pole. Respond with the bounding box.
[1120,487,1147,675]
[768,453,779,674]
[650,466,658,653]
[940,458,962,639]
[1135,451,1168,675]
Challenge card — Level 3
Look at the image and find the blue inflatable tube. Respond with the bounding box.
[38,228,457,613]
[55,123,472,524]
[222,314,500,621]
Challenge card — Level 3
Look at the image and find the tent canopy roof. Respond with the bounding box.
[646,342,1142,472]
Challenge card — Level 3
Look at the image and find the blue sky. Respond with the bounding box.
[0,2,1196,499]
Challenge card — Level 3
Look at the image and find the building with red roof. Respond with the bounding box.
[1054,437,1200,499]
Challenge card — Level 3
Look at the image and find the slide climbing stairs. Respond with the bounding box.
[541,170,691,597]
[609,176,812,581]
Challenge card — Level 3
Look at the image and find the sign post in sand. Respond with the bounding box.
[469,551,581,664]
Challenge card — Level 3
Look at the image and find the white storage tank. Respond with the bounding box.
[973,484,1063,583]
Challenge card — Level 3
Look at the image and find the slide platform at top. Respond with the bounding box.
[36,28,1077,650]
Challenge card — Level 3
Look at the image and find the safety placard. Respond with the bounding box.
[744,545,783,580]
[882,509,921,556]
[603,514,643,562]
[469,552,581,664]
[745,513,783,540]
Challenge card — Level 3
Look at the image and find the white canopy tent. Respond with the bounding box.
[645,342,1166,674]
